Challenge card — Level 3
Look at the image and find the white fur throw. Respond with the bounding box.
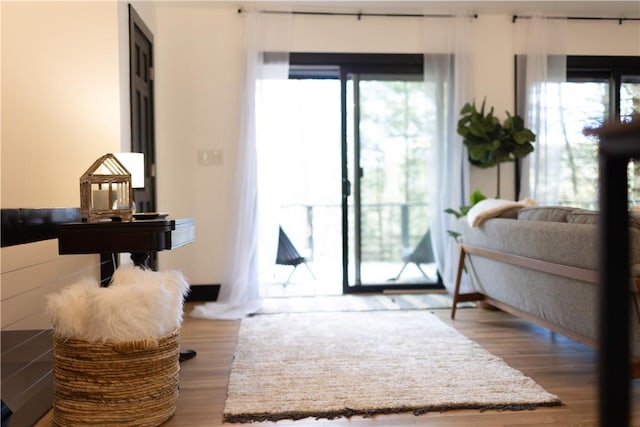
[46,265,190,342]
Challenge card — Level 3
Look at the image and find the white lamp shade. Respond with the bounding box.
[114,152,145,188]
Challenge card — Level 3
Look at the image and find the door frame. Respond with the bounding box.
[128,5,158,270]
[129,4,157,213]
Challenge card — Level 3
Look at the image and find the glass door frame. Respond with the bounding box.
[337,63,443,294]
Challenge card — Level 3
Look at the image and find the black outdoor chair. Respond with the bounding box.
[276,226,316,285]
[392,230,435,281]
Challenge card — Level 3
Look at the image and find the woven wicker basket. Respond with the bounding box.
[52,329,180,427]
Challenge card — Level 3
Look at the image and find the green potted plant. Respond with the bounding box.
[444,189,486,241]
[457,99,535,198]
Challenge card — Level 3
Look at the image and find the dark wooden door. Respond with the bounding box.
[129,5,156,214]
[129,5,158,270]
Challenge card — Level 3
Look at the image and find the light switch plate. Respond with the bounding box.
[198,149,223,166]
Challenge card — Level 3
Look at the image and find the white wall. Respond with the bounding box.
[1,1,124,208]
[154,6,244,283]
[154,4,640,285]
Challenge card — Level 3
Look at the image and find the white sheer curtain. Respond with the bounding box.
[191,12,291,320]
[518,16,567,203]
[255,53,292,285]
[424,16,475,293]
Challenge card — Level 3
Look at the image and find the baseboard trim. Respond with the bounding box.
[186,284,220,302]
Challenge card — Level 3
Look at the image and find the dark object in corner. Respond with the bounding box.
[1,400,12,427]
[590,119,640,427]
[179,349,197,362]
[185,284,220,302]
[1,208,80,247]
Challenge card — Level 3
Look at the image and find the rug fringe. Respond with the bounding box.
[223,400,562,423]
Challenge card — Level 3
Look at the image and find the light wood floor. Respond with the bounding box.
[36,303,640,427]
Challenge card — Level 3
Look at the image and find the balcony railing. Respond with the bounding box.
[279,202,430,263]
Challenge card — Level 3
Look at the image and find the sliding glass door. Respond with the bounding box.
[343,71,437,291]
[261,54,443,294]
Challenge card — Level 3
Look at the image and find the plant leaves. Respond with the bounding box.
[458,98,536,168]
[469,189,487,205]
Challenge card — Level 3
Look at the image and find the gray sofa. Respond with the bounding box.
[451,205,640,365]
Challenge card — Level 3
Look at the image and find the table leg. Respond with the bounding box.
[130,252,150,268]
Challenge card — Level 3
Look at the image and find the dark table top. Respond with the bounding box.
[58,217,195,254]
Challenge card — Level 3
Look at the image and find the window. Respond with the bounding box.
[517,56,640,208]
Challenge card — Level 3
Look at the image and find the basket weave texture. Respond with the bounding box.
[52,328,180,426]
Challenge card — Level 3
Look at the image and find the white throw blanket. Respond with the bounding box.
[466,197,537,227]
[46,265,190,342]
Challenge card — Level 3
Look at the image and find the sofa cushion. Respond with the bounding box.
[567,208,640,229]
[566,209,599,225]
[499,207,521,219]
[517,206,575,223]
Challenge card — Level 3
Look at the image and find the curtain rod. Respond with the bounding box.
[237,8,478,20]
[512,14,640,24]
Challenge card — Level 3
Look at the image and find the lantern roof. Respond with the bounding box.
[80,153,131,181]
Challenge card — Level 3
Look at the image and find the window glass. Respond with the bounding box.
[348,76,434,284]
[623,77,640,206]
[556,80,608,208]
[520,57,640,209]
[621,77,640,123]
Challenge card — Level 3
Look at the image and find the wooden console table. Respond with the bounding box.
[58,217,196,361]
[58,217,195,267]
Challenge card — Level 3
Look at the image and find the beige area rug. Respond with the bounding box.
[257,292,474,314]
[224,311,561,423]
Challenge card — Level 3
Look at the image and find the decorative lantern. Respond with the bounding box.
[80,153,133,222]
